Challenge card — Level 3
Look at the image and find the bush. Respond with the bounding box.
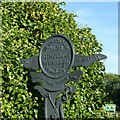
[2,2,106,119]
[104,73,120,111]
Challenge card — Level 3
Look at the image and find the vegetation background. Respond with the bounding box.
[1,2,120,119]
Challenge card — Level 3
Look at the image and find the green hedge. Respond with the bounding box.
[2,2,106,119]
[104,73,120,111]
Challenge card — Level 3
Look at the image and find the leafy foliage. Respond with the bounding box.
[104,73,120,111]
[2,2,106,119]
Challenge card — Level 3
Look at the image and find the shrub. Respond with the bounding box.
[104,73,120,111]
[2,2,106,119]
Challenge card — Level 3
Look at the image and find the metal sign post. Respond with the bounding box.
[20,34,107,119]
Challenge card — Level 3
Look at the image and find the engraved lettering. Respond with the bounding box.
[48,45,64,51]
[53,38,65,43]
[42,60,70,67]
[56,75,77,85]
[76,55,103,63]
[95,55,101,59]
[42,61,53,66]
[42,53,70,59]
[40,35,74,78]
[45,86,61,91]
[62,43,70,50]
[76,57,91,62]
[45,67,65,74]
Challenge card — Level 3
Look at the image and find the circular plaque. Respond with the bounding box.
[39,34,75,78]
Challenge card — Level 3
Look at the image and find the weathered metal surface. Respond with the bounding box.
[20,34,107,119]
[39,34,75,79]
[73,54,107,67]
[20,56,40,70]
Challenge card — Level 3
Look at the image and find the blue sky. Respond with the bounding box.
[63,2,118,74]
